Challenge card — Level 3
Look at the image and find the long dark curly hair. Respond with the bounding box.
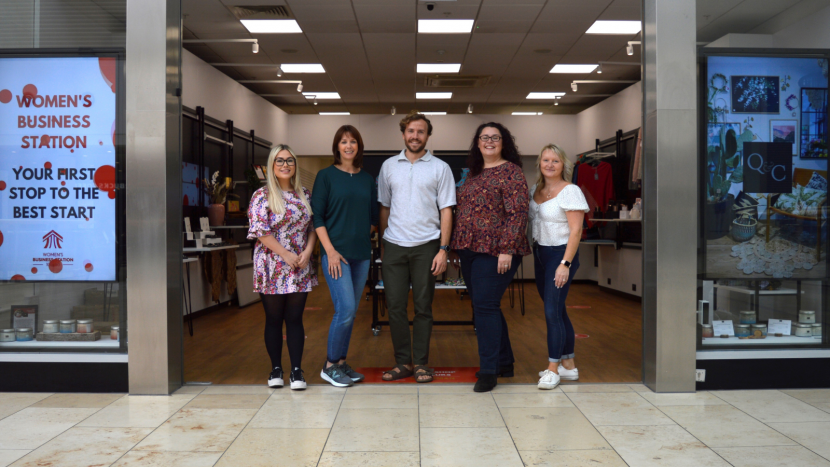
[467,122,522,177]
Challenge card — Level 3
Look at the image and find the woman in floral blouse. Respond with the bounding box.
[247,144,317,391]
[450,122,530,392]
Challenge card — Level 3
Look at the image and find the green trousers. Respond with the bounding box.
[382,239,439,366]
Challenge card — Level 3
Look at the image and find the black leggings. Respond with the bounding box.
[261,292,307,370]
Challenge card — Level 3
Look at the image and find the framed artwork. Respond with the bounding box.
[769,119,798,156]
[800,87,828,159]
[10,305,38,332]
[252,164,266,180]
[707,122,742,149]
[731,76,780,113]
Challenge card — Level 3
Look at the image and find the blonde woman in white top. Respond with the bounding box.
[529,144,589,390]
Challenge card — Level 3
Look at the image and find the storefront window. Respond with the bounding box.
[698,51,829,350]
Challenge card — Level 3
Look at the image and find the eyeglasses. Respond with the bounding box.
[274,158,296,167]
[479,135,502,142]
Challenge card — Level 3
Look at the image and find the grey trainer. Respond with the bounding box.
[339,362,365,382]
[320,364,353,387]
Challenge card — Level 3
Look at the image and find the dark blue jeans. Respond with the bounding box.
[457,249,521,375]
[533,244,579,362]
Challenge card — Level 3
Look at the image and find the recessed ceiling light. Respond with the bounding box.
[550,64,598,74]
[421,112,447,115]
[417,63,461,73]
[418,19,475,34]
[586,20,641,35]
[241,19,303,33]
[416,92,452,99]
[512,112,543,116]
[280,64,325,73]
[526,92,566,99]
[302,92,340,99]
[319,112,350,115]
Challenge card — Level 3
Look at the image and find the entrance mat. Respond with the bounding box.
[354,367,479,383]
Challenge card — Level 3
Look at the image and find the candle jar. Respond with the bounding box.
[59,319,77,334]
[16,328,33,341]
[735,324,751,337]
[799,311,816,324]
[739,311,756,324]
[42,320,59,333]
[701,324,714,338]
[76,319,94,333]
[812,323,822,337]
[794,323,813,337]
[751,324,767,336]
[0,329,16,342]
[110,326,119,340]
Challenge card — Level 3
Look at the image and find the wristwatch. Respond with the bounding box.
[560,260,572,268]
[439,245,450,251]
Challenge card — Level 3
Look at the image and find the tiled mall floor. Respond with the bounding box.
[0,384,829,466]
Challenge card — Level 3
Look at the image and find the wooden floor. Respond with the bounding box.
[184,281,642,385]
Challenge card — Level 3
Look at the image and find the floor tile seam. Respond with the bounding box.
[710,396,820,447]
[710,444,830,464]
[209,393,269,467]
[316,384,347,466]
[114,404,195,463]
[15,424,156,467]
[418,387,422,467]
[757,422,830,463]
[489,390,525,465]
[561,389,630,467]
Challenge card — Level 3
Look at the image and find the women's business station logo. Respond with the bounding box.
[0,56,117,281]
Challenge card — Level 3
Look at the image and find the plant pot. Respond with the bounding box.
[207,204,225,227]
[705,194,734,240]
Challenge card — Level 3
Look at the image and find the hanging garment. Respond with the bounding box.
[632,128,643,183]
[576,160,615,212]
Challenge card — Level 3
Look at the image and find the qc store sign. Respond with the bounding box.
[742,142,792,194]
[0,57,117,281]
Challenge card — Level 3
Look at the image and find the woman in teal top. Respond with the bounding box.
[312,125,379,387]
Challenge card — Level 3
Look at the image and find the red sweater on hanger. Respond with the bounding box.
[576,161,615,212]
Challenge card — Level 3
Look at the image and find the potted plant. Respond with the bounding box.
[705,126,754,239]
[202,171,238,227]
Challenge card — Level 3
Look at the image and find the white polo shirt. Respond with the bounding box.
[378,150,456,247]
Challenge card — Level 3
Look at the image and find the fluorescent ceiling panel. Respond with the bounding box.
[550,64,598,73]
[240,20,302,33]
[418,19,475,33]
[585,20,641,34]
[280,64,326,73]
[319,112,350,115]
[416,92,452,99]
[421,112,447,115]
[526,92,566,99]
[417,63,462,73]
[302,92,341,99]
[512,112,543,115]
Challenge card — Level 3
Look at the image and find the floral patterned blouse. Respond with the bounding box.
[450,162,531,257]
[247,187,318,294]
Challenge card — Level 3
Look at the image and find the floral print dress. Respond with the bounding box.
[247,187,318,294]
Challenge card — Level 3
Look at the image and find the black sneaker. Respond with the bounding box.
[320,363,353,387]
[268,367,284,388]
[290,368,307,391]
[339,362,365,382]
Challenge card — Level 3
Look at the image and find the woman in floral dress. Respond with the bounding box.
[247,144,317,390]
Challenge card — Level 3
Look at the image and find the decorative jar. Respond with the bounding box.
[111,326,119,340]
[16,328,33,341]
[701,324,714,338]
[0,329,16,342]
[59,319,77,333]
[794,323,813,337]
[812,323,822,337]
[735,324,751,337]
[739,311,756,324]
[42,320,59,333]
[799,310,816,324]
[77,319,94,333]
[750,323,767,336]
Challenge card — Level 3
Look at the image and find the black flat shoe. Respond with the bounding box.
[474,374,498,392]
[475,364,514,378]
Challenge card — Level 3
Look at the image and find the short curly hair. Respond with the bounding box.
[399,110,433,136]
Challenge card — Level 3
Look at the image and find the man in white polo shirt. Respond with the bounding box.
[379,111,456,383]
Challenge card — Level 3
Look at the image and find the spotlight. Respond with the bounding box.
[313,98,318,106]
[555,102,559,106]
[571,82,577,92]
[391,106,396,115]
[597,63,603,74]
[276,66,283,77]
[297,83,303,92]
[626,44,633,56]
[252,42,259,54]
[467,104,473,114]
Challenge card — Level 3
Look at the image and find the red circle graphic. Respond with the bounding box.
[11,275,25,281]
[0,89,11,104]
[31,267,37,274]
[22,84,37,99]
[85,263,94,272]
[48,259,63,274]
[44,161,52,169]
[0,230,3,247]
[0,181,6,191]
[94,165,116,197]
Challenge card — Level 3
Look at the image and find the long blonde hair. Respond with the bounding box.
[535,143,573,191]
[264,144,312,216]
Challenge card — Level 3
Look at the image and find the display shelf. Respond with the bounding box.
[588,218,642,222]
[183,245,240,253]
[702,335,821,346]
[0,338,120,349]
[182,257,198,264]
[715,285,804,296]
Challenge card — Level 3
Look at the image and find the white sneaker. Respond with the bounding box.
[539,367,578,381]
[538,370,560,390]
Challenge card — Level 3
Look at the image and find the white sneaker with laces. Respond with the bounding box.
[538,369,560,390]
[539,367,579,381]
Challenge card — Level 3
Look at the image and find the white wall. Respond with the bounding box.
[182,50,288,144]
[287,114,578,157]
[575,82,642,154]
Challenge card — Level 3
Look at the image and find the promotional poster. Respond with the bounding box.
[0,56,118,281]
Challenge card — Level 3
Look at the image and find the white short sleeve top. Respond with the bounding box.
[529,184,590,246]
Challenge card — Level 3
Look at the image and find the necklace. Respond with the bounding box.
[541,181,565,199]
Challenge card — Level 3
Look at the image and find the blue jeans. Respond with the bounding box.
[457,249,521,375]
[533,244,579,362]
[322,256,370,364]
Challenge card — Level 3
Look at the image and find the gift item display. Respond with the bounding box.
[111,326,119,340]
[60,320,77,334]
[751,323,768,336]
[0,329,15,342]
[42,320,59,334]
[15,328,33,342]
[702,324,714,337]
[77,319,94,333]
[739,310,756,324]
[794,323,813,337]
[799,310,816,323]
[735,324,752,337]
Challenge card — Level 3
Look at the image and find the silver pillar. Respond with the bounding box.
[126,0,183,394]
[642,0,698,392]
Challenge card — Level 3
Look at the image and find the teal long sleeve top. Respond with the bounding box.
[311,165,379,260]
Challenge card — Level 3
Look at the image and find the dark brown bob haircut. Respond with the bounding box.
[332,125,365,168]
[398,110,433,136]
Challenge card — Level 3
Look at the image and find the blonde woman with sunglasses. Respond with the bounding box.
[247,145,317,390]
